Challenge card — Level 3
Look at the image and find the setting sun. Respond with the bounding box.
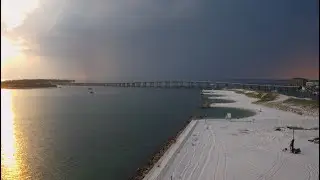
[1,37,22,66]
[1,0,39,67]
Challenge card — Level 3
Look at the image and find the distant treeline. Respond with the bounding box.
[1,79,75,89]
[225,79,291,85]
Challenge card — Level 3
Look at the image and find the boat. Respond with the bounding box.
[88,87,95,94]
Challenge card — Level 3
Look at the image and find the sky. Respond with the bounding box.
[1,0,319,81]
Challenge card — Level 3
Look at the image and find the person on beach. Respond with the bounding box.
[290,139,295,153]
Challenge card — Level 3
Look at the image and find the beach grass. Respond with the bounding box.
[254,92,278,103]
[233,90,278,103]
[283,98,319,109]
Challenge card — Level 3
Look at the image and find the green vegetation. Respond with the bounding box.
[283,98,319,109]
[255,92,279,103]
[233,90,278,103]
[244,92,260,98]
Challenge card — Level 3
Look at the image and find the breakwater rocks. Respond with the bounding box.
[265,102,319,117]
[129,119,193,180]
[208,99,236,103]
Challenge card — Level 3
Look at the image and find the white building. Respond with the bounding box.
[306,80,319,87]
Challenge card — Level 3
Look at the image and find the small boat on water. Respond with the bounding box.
[88,87,95,94]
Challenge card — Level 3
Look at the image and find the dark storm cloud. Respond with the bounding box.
[14,0,319,80]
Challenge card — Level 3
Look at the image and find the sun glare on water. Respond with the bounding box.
[1,2,39,178]
[1,90,23,180]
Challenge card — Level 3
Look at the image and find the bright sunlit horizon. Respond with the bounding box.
[1,0,39,30]
[1,0,39,73]
[1,36,23,66]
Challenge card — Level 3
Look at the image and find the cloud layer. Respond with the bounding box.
[2,0,319,81]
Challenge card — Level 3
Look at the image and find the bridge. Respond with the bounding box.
[69,81,212,89]
[67,81,300,93]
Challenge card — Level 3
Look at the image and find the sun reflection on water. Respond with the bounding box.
[1,90,22,180]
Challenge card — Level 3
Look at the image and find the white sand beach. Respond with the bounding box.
[144,90,319,180]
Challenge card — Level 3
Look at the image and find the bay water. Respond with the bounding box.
[1,87,253,180]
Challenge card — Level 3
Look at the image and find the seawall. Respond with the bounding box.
[142,120,199,180]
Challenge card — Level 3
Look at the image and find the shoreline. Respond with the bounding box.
[1,79,74,89]
[141,89,319,180]
[1,86,57,89]
[142,120,198,180]
[129,118,197,180]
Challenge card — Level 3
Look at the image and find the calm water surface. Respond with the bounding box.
[1,87,254,180]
